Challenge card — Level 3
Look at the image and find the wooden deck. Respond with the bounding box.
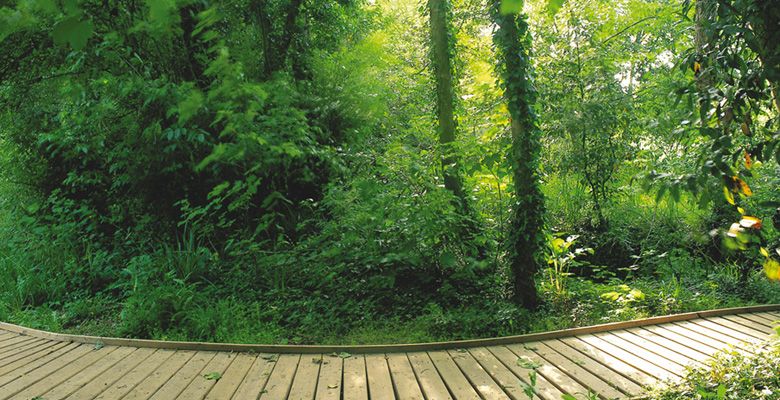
[0,306,777,400]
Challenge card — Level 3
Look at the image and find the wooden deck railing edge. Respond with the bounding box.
[1,304,778,354]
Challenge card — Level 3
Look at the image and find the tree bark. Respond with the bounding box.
[251,0,305,77]
[491,1,545,309]
[428,0,468,208]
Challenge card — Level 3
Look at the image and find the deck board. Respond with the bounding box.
[0,307,776,399]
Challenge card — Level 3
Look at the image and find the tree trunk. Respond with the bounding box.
[251,0,305,77]
[694,0,717,122]
[428,0,468,209]
[491,1,545,309]
[428,0,484,256]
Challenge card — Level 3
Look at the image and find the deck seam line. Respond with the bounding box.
[603,330,697,369]
[91,348,161,399]
[702,316,769,340]
[539,339,634,397]
[616,329,706,368]
[596,331,688,373]
[503,343,578,397]
[637,325,717,358]
[558,337,651,388]
[667,322,747,353]
[46,346,139,400]
[143,350,198,400]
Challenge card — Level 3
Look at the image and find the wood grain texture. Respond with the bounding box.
[0,306,775,399]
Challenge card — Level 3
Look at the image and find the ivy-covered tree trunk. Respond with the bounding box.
[491,1,545,309]
[428,0,467,208]
[428,0,482,251]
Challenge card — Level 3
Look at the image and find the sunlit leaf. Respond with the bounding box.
[726,222,743,238]
[739,216,761,230]
[546,0,566,16]
[764,259,780,281]
[744,151,753,169]
[723,186,735,205]
[500,0,523,15]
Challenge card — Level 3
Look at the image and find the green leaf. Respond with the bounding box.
[177,88,204,123]
[516,356,542,369]
[93,341,104,350]
[546,0,566,16]
[439,251,457,268]
[52,16,93,50]
[500,0,523,15]
[561,395,578,400]
[203,371,222,381]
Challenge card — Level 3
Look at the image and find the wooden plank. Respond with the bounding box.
[365,354,395,400]
[0,336,38,356]
[703,316,772,340]
[122,350,196,400]
[739,313,776,328]
[0,339,63,370]
[447,349,510,400]
[745,313,778,325]
[605,330,702,369]
[342,355,368,400]
[622,327,710,363]
[314,355,343,400]
[487,345,564,400]
[0,337,46,360]
[468,347,543,400]
[506,343,593,397]
[596,331,690,372]
[40,346,138,400]
[639,325,722,356]
[287,354,323,400]
[260,354,301,400]
[532,341,624,399]
[761,311,780,322]
[93,349,176,400]
[204,353,257,400]
[230,354,278,400]
[721,314,776,334]
[0,344,97,399]
[559,337,656,387]
[753,313,780,327]
[10,345,119,400]
[542,339,643,397]
[177,352,235,400]
[0,342,82,385]
[576,334,681,379]
[626,328,712,364]
[665,322,750,353]
[66,347,158,399]
[427,351,480,400]
[386,353,425,400]
[689,318,768,343]
[407,352,453,400]
[149,351,216,400]
[0,335,35,352]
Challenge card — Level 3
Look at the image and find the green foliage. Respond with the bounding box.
[0,0,777,351]
[647,344,780,399]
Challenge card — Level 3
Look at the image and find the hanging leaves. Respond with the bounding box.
[52,15,93,50]
[500,0,523,15]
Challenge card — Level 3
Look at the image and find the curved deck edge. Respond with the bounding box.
[1,304,778,354]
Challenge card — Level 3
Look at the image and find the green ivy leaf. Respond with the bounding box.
[500,0,523,15]
[546,0,566,16]
[203,371,222,381]
[52,15,93,50]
